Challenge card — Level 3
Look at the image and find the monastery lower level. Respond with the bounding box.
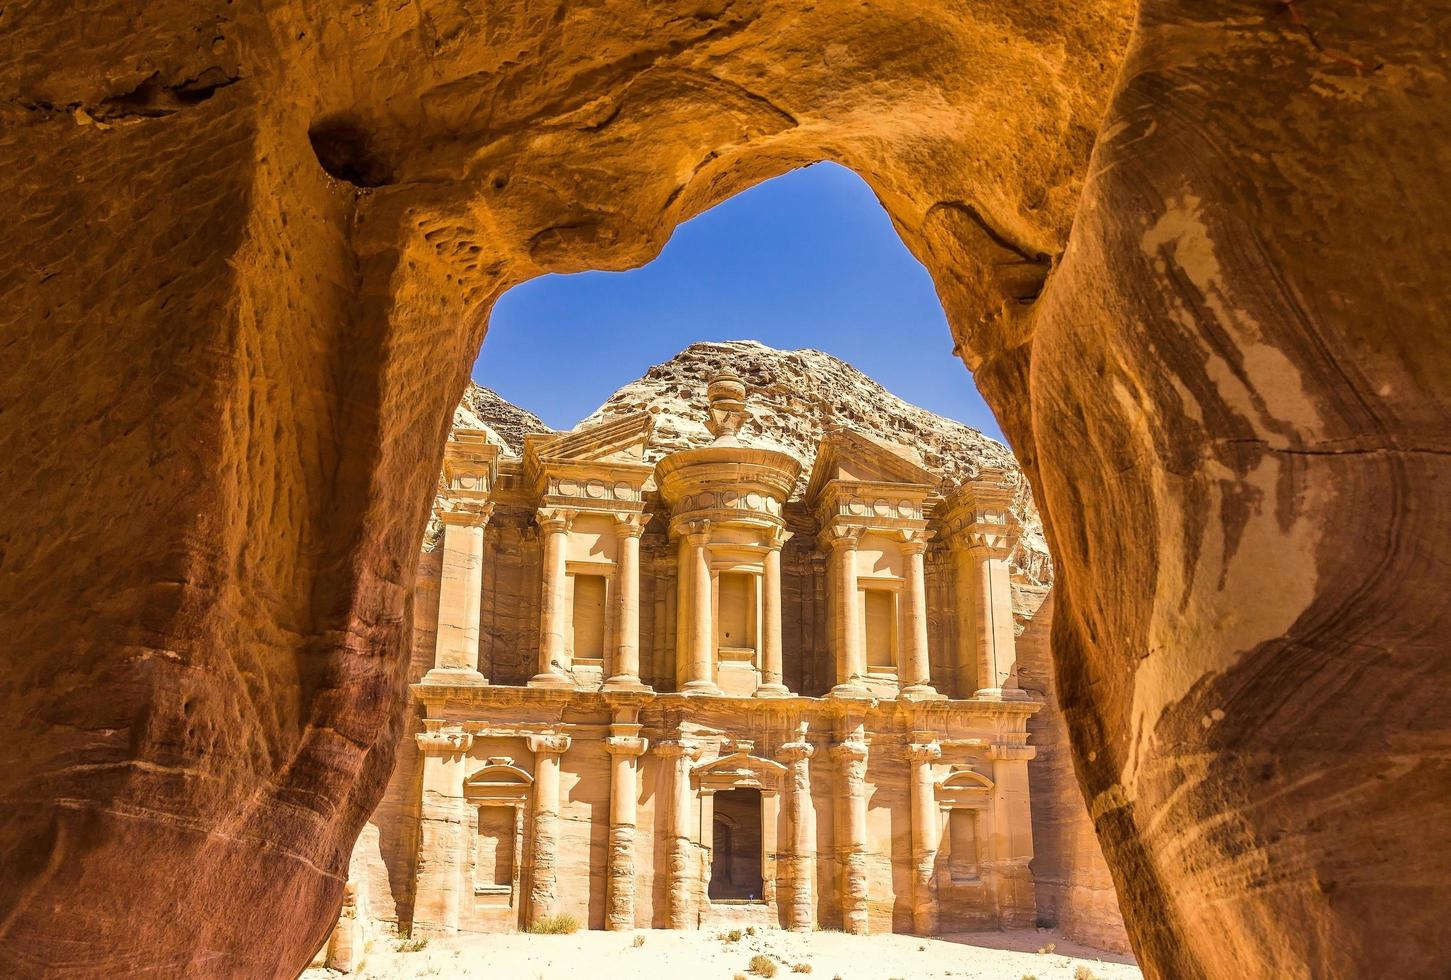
[330,372,1042,952]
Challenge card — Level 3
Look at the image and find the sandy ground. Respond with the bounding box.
[307,928,1140,980]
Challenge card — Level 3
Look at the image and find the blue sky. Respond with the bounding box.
[473,161,1003,442]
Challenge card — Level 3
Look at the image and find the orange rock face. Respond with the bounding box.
[1,1,1447,978]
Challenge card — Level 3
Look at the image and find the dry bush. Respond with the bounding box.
[791,964,812,974]
[527,913,580,935]
[631,934,645,948]
[749,953,779,977]
[1074,968,1099,980]
[395,938,428,952]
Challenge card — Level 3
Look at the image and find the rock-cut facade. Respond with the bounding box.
[323,371,1044,961]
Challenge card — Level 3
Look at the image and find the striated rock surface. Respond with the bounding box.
[2,0,1448,978]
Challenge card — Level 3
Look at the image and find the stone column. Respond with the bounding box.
[967,533,1023,698]
[530,509,574,688]
[776,728,816,932]
[657,739,701,928]
[413,728,474,934]
[826,528,868,697]
[829,734,870,934]
[907,735,942,935]
[526,732,572,926]
[605,515,649,690]
[757,529,791,696]
[424,505,493,685]
[899,532,938,699]
[603,727,648,929]
[679,521,720,694]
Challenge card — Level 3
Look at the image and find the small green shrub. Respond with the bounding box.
[527,913,580,935]
[749,954,779,977]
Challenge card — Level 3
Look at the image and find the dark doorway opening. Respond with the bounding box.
[709,788,764,901]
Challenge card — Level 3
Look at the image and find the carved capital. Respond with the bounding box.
[416,728,473,755]
[439,499,495,528]
[604,735,649,758]
[537,508,576,535]
[828,739,868,765]
[654,739,703,761]
[776,739,815,765]
[613,512,649,538]
[526,733,573,756]
[898,528,933,556]
[679,518,711,542]
[765,525,793,551]
[818,524,861,553]
[906,740,942,764]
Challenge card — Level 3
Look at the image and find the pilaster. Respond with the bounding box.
[412,727,475,934]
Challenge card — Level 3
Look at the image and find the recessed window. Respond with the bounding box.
[948,808,980,882]
[571,574,607,662]
[717,572,757,651]
[474,807,514,894]
[862,588,898,670]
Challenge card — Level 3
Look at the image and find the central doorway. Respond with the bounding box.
[709,788,765,901]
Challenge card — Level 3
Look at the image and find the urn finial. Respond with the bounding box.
[705,370,748,443]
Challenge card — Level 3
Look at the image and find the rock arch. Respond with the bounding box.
[0,1,1447,978]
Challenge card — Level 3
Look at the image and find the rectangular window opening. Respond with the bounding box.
[717,571,757,652]
[948,808,980,883]
[572,573,607,663]
[862,588,898,671]
[474,807,514,894]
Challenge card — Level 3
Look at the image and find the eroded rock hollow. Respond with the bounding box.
[1,0,1446,977]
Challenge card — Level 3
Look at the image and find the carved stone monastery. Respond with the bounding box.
[334,370,1044,948]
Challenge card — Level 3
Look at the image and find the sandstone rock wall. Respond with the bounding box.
[5,1,1448,977]
[1018,594,1130,952]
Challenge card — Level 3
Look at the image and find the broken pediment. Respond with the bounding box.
[805,428,938,503]
[525,411,655,466]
